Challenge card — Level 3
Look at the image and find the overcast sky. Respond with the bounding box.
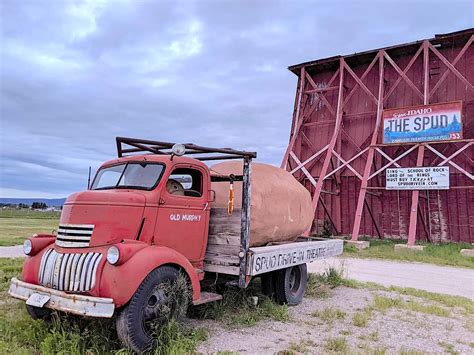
[1,0,473,198]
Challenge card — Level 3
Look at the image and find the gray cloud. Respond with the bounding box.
[1,0,473,197]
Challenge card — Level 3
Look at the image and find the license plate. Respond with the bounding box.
[26,293,51,308]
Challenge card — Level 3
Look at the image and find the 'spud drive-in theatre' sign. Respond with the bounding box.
[383,101,463,144]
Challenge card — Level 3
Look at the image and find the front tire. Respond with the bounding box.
[116,266,189,353]
[274,264,308,306]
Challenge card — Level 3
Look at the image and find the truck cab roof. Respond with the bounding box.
[100,154,209,170]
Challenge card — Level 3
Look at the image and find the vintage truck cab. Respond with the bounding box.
[9,137,250,352]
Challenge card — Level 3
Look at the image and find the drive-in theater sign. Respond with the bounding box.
[383,101,463,144]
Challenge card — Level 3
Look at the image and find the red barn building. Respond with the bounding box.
[282,29,473,244]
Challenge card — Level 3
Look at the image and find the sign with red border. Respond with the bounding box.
[383,101,463,144]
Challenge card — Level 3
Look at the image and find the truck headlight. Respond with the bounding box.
[107,246,120,265]
[23,240,33,255]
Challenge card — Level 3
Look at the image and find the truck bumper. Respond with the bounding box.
[8,278,115,318]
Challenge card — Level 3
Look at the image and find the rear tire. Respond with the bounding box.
[26,304,52,320]
[274,264,308,306]
[116,266,189,353]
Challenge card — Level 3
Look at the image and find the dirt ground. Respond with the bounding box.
[195,286,474,354]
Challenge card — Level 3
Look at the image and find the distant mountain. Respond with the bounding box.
[0,198,66,207]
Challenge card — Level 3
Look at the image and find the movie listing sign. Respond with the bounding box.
[386,167,449,190]
[383,101,463,144]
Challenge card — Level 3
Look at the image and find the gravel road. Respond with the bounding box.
[308,257,474,300]
[0,245,23,258]
[196,286,474,354]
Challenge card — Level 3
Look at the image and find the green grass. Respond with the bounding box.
[0,259,209,354]
[372,295,404,313]
[283,339,316,354]
[0,291,123,353]
[438,341,458,355]
[324,337,348,352]
[193,282,289,328]
[306,267,345,298]
[372,295,450,317]
[344,238,474,269]
[0,216,59,246]
[342,279,474,315]
[153,320,208,355]
[0,258,24,292]
[311,307,346,324]
[0,209,61,219]
[352,309,371,327]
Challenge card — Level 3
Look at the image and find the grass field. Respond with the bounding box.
[2,261,472,354]
[0,258,285,354]
[344,238,474,269]
[0,209,60,246]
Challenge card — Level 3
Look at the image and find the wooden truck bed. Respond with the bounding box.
[203,208,343,278]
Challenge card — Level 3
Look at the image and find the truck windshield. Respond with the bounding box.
[91,163,164,190]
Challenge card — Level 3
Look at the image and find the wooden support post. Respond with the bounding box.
[407,145,425,245]
[307,58,345,233]
[281,67,306,169]
[239,157,252,288]
[406,40,429,246]
[351,52,384,241]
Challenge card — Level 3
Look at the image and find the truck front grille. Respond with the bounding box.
[56,224,94,248]
[38,249,102,292]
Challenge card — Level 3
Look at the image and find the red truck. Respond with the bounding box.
[9,137,343,352]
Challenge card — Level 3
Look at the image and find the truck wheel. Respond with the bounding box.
[26,304,52,320]
[274,264,308,306]
[116,266,189,353]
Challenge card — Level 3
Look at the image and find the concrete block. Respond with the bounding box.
[394,244,424,252]
[460,249,474,258]
[345,240,370,250]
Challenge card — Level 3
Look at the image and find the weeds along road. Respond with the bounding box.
[308,257,474,300]
[1,244,472,299]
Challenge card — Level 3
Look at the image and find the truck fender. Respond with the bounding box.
[22,247,52,284]
[99,246,201,308]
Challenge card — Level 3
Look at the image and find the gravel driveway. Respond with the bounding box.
[196,286,474,354]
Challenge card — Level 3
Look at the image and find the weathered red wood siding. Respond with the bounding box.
[285,29,473,243]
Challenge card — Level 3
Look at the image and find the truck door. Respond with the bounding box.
[154,165,209,263]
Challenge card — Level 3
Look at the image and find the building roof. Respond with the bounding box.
[288,28,474,76]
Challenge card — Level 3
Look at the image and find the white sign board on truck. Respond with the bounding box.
[386,166,449,190]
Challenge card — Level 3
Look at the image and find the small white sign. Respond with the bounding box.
[26,293,51,308]
[386,166,449,190]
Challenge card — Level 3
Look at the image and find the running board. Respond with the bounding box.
[193,292,222,305]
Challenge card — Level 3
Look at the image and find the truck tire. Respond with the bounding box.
[274,264,308,306]
[26,304,52,320]
[116,266,189,353]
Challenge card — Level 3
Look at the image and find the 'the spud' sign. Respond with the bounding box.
[383,101,462,144]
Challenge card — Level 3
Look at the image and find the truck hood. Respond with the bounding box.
[59,190,146,248]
